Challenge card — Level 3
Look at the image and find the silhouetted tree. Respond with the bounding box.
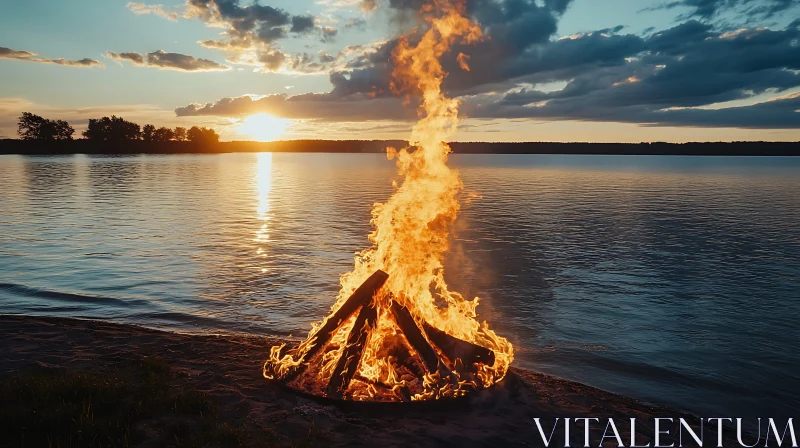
[82,116,141,141]
[187,126,220,144]
[173,127,187,142]
[17,112,74,140]
[153,127,175,142]
[141,124,156,142]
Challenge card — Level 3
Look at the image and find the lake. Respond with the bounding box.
[1,152,798,423]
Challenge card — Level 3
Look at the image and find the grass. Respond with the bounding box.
[0,356,251,448]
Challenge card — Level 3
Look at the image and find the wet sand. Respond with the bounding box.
[0,315,744,447]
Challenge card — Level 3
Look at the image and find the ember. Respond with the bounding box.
[264,0,514,401]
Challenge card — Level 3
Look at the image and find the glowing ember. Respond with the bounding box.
[263,0,514,402]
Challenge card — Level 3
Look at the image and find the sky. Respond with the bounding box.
[1,0,799,142]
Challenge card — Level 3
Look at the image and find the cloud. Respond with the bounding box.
[0,47,36,59]
[126,2,180,21]
[173,12,800,129]
[49,58,104,67]
[465,18,800,127]
[105,51,146,65]
[175,92,414,121]
[290,15,315,33]
[129,1,340,72]
[317,0,575,99]
[320,26,338,42]
[182,1,323,47]
[106,50,229,71]
[643,0,800,20]
[258,50,285,71]
[344,17,368,30]
[0,46,103,67]
[147,50,230,71]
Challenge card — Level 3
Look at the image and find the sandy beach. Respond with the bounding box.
[0,314,753,447]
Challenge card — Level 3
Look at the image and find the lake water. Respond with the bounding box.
[1,152,798,423]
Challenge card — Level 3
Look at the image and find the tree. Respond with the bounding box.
[187,126,220,144]
[51,120,74,140]
[141,124,156,142]
[173,127,187,142]
[17,112,74,140]
[153,127,175,142]
[82,116,141,141]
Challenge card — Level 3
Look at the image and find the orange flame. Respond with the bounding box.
[265,0,513,401]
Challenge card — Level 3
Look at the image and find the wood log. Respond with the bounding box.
[326,296,378,398]
[280,270,388,382]
[422,323,496,368]
[390,302,442,373]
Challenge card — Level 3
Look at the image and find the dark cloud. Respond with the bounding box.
[130,0,333,71]
[106,50,229,71]
[1,46,103,67]
[176,15,800,128]
[468,19,800,127]
[326,0,574,99]
[147,50,229,71]
[184,0,319,48]
[746,0,800,18]
[173,1,800,129]
[473,91,800,129]
[175,93,413,121]
[258,26,287,43]
[646,93,800,128]
[290,15,315,33]
[645,0,800,20]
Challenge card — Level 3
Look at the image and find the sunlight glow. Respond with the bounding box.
[254,152,273,271]
[239,113,289,142]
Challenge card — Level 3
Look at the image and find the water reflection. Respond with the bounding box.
[255,153,273,273]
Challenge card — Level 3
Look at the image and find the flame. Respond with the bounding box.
[265,0,513,401]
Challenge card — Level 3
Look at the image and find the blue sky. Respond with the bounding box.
[1,0,799,141]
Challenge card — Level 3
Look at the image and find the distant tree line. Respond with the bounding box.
[17,112,75,141]
[16,112,219,144]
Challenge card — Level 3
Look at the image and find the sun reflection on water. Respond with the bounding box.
[255,153,273,272]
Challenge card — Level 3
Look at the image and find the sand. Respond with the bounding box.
[0,315,745,447]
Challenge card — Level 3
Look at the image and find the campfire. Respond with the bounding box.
[263,0,514,402]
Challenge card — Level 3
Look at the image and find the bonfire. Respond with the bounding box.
[263,0,514,402]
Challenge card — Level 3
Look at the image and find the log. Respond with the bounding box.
[422,323,496,368]
[390,302,442,374]
[280,270,388,382]
[326,296,378,398]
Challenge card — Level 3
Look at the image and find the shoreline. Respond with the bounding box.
[1,139,799,156]
[0,314,750,447]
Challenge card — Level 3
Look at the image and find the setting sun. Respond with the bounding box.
[238,113,289,142]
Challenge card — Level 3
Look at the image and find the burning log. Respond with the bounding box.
[422,323,496,369]
[390,301,443,374]
[267,270,504,401]
[326,296,379,398]
[280,270,388,382]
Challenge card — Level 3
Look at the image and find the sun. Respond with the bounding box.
[238,113,289,142]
